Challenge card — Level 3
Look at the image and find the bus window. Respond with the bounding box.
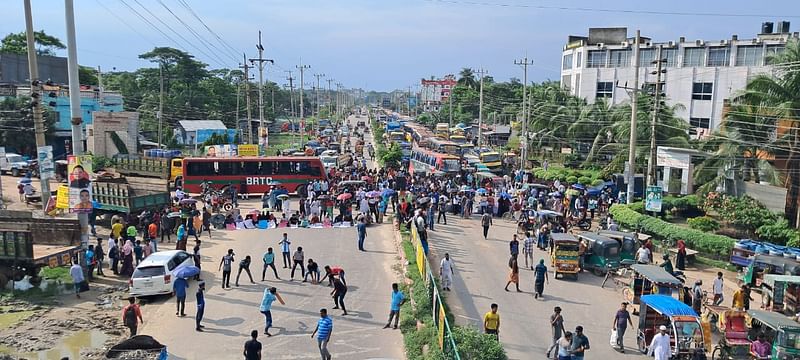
[217,161,240,175]
[277,161,292,175]
[297,161,321,176]
[186,161,214,176]
[242,161,259,175]
[259,161,273,175]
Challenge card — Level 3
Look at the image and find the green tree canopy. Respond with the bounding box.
[0,30,65,56]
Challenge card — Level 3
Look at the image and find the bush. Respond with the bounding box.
[609,204,736,259]
[687,216,720,232]
[591,179,605,187]
[756,218,800,246]
[565,175,578,184]
[577,176,591,185]
[452,326,507,360]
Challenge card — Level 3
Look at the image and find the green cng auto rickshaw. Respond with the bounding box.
[575,232,620,276]
[625,264,684,305]
[747,309,800,359]
[597,229,640,263]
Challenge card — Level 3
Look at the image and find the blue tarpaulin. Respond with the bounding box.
[640,295,698,317]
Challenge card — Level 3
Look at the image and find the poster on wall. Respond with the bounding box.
[67,155,93,213]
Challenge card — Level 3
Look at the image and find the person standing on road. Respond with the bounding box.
[384,283,406,329]
[483,303,500,340]
[437,194,448,224]
[70,259,84,298]
[647,325,671,360]
[94,239,105,277]
[509,234,520,261]
[504,256,521,292]
[108,238,119,275]
[259,287,285,336]
[173,276,189,316]
[612,302,632,352]
[534,259,549,299]
[636,245,651,265]
[523,232,535,270]
[261,248,279,281]
[546,306,565,359]
[243,330,262,360]
[356,217,367,251]
[557,331,573,360]
[571,325,590,360]
[691,280,704,314]
[236,255,256,286]
[481,212,492,239]
[279,233,291,268]
[331,276,348,315]
[219,249,235,289]
[291,247,306,280]
[85,245,96,281]
[311,308,333,360]
[440,253,454,291]
[713,272,725,305]
[122,297,143,337]
[195,281,206,331]
[192,239,202,281]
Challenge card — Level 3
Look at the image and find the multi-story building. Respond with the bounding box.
[420,75,456,112]
[560,23,798,138]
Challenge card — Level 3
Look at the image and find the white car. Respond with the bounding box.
[0,153,30,177]
[129,250,195,297]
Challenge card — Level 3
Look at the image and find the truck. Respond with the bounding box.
[0,210,83,288]
[111,154,183,186]
[92,176,172,217]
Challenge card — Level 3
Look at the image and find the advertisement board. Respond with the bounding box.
[67,155,93,213]
[238,144,259,156]
[37,146,54,179]
[204,145,238,157]
[645,185,663,212]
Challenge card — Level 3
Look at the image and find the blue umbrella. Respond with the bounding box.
[476,188,487,195]
[18,177,32,185]
[499,192,511,199]
[381,188,396,197]
[174,265,200,279]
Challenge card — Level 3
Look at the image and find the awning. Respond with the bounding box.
[640,295,698,317]
[631,264,683,285]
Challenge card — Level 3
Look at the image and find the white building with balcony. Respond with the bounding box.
[560,23,798,138]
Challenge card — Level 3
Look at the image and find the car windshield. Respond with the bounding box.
[6,155,23,163]
[133,266,166,278]
[674,321,704,351]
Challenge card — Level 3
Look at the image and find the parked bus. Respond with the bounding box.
[435,123,450,139]
[388,131,406,143]
[182,157,327,194]
[425,138,461,157]
[409,148,461,175]
[479,150,503,173]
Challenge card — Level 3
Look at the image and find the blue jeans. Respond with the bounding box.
[261,310,272,331]
[196,305,204,328]
[358,233,365,250]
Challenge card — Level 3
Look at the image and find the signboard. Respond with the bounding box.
[238,144,258,157]
[204,145,237,157]
[67,155,93,213]
[195,129,236,144]
[645,185,663,212]
[56,184,69,209]
[37,146,54,179]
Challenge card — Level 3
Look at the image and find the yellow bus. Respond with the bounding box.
[435,123,450,139]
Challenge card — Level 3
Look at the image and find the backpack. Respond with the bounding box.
[109,246,118,260]
[124,305,137,327]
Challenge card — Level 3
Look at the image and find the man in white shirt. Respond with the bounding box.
[712,272,725,305]
[636,246,651,264]
[647,325,671,360]
[439,253,454,291]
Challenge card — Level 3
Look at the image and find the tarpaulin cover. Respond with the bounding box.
[641,294,698,317]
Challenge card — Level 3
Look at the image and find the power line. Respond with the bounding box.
[154,0,236,66]
[175,0,241,59]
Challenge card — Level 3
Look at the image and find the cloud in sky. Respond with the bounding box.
[1,0,799,91]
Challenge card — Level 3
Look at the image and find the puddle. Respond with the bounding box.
[0,330,108,360]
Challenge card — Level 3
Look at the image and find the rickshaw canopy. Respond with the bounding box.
[641,294,698,317]
[631,264,684,286]
[747,309,800,330]
[551,233,578,243]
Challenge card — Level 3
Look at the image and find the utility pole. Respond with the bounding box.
[515,57,534,170]
[240,54,253,144]
[23,0,50,211]
[286,71,296,144]
[250,31,274,147]
[336,83,343,120]
[158,64,164,147]
[627,30,641,204]
[647,45,666,187]
[296,61,311,132]
[407,86,411,116]
[448,80,453,127]
[314,73,325,132]
[476,67,487,151]
[326,78,334,118]
[235,73,241,143]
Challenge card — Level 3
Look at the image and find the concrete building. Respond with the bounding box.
[560,22,798,138]
[420,75,456,112]
[0,53,68,84]
[176,120,231,145]
[86,111,139,158]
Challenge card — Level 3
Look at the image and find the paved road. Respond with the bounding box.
[141,115,404,359]
[428,214,643,360]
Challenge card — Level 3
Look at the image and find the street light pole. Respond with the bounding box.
[514,56,534,170]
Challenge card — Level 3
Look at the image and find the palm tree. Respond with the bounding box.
[457,68,477,89]
[739,38,800,227]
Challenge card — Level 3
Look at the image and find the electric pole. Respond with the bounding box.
[647,45,666,187]
[314,73,325,132]
[336,82,343,120]
[326,78,334,118]
[240,54,253,144]
[448,79,453,127]
[235,72,241,142]
[23,0,50,211]
[476,67,488,151]
[158,63,164,147]
[297,61,311,131]
[515,57,534,170]
[250,31,273,146]
[286,71,296,144]
[627,30,641,204]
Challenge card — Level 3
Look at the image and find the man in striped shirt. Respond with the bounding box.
[311,308,333,360]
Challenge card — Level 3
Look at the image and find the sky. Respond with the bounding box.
[3,0,800,92]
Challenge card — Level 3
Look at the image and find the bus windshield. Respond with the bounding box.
[481,153,500,163]
[442,159,460,172]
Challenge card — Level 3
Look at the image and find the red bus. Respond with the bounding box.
[182,156,327,194]
[408,148,461,175]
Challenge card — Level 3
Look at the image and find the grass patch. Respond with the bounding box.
[696,256,737,272]
[0,309,35,330]
[40,266,73,283]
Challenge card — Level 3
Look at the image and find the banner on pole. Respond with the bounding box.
[37,146,54,179]
[645,186,663,212]
[67,155,93,213]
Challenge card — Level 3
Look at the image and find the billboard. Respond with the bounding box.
[238,144,259,156]
[204,145,238,157]
[37,146,54,179]
[67,155,93,213]
[195,129,236,144]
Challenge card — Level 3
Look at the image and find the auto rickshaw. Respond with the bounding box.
[637,295,708,359]
[761,274,800,315]
[550,233,580,279]
[625,264,684,305]
[739,254,800,290]
[575,232,621,276]
[597,229,640,263]
[709,309,751,359]
[747,309,800,359]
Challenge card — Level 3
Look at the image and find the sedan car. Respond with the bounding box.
[129,250,195,297]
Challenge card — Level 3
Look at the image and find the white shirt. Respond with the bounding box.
[647,332,672,360]
[440,258,453,275]
[713,277,724,295]
[636,247,651,263]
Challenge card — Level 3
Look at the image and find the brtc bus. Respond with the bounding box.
[182,156,327,194]
[409,148,461,175]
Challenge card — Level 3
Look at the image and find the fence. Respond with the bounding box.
[410,225,461,360]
